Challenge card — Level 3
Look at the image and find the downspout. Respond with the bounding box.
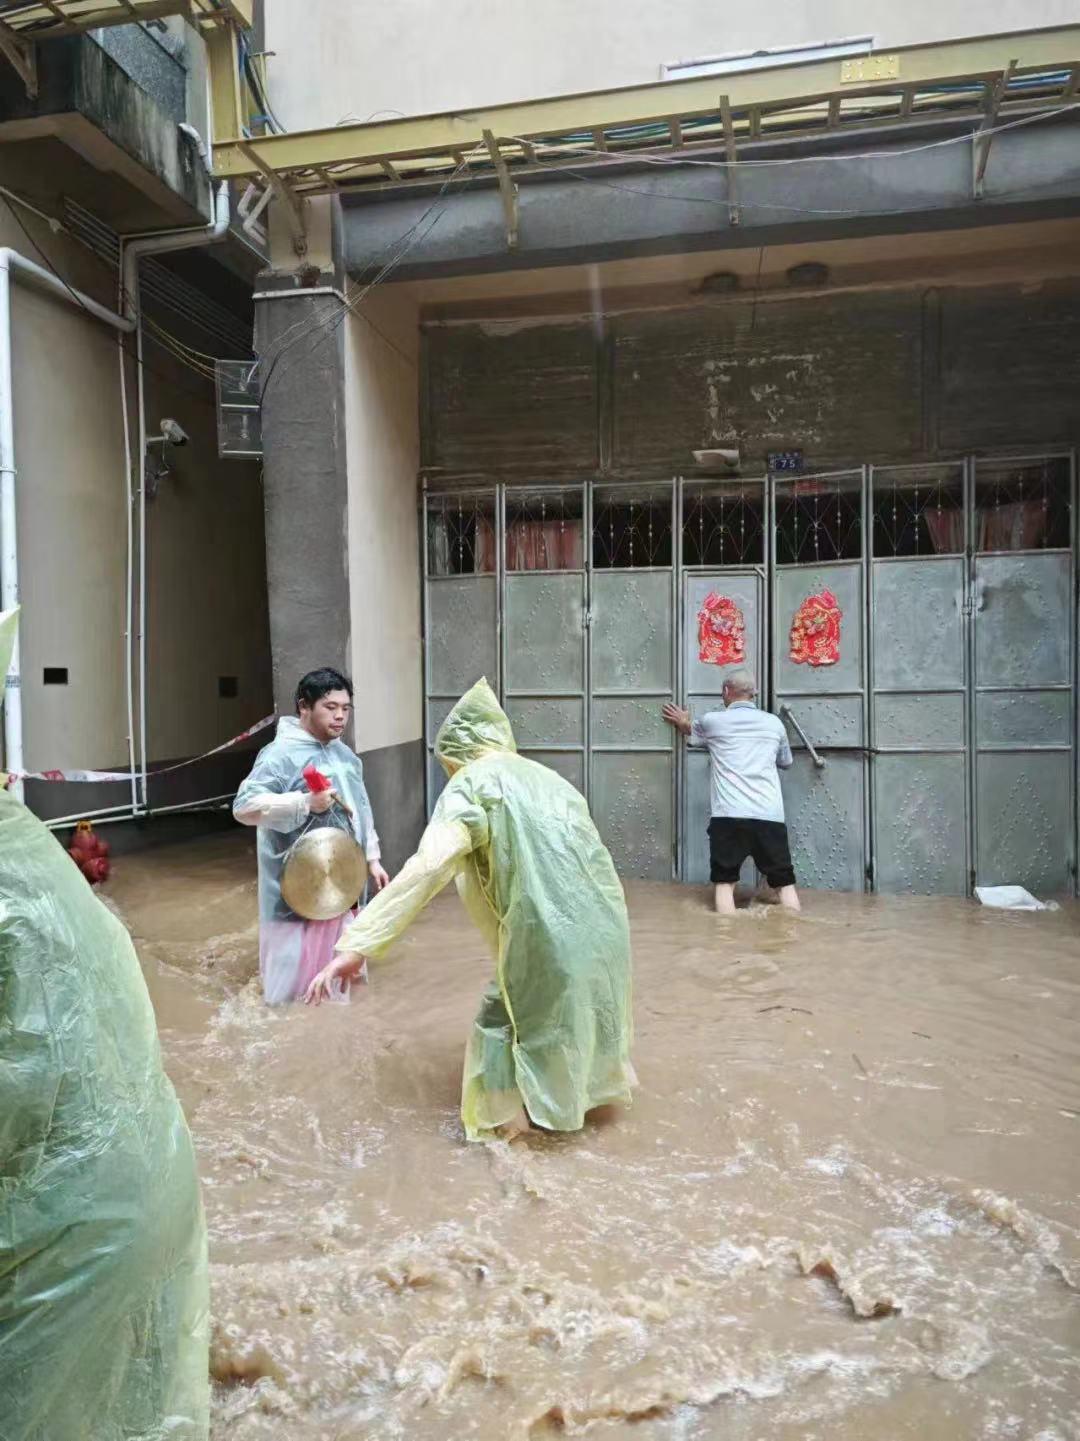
[0,249,134,804]
[120,177,230,811]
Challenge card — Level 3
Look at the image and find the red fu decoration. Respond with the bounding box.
[789,589,842,667]
[697,592,746,667]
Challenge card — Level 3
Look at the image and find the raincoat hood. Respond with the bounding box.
[277,714,329,747]
[435,678,517,775]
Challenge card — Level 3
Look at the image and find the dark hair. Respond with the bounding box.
[295,668,353,713]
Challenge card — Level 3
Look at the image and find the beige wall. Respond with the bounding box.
[1,205,271,778]
[265,0,1076,128]
[3,211,130,773]
[344,286,422,753]
[141,338,271,763]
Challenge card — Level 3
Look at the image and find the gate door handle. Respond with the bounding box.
[779,705,827,769]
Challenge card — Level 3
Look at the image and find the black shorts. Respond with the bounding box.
[708,817,796,888]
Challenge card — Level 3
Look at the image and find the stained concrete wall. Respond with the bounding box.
[263,0,1076,129]
[1,206,271,815]
[256,291,352,716]
[421,276,1080,480]
[253,282,425,872]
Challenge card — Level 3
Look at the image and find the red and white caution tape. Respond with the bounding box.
[9,713,276,785]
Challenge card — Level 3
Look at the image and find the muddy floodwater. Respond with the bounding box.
[106,832,1080,1440]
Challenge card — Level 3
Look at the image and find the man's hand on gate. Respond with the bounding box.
[662,703,692,736]
[368,861,390,892]
[306,789,335,815]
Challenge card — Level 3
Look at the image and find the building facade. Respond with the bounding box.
[0,4,272,828]
[9,4,1075,892]
[239,3,1080,893]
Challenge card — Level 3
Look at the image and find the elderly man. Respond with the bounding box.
[663,668,800,915]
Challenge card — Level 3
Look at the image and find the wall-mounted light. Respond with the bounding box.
[144,417,190,500]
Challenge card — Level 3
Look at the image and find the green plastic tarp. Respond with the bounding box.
[0,605,209,1439]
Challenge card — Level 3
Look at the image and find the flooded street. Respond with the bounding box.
[108,833,1080,1441]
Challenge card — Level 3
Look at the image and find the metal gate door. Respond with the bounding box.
[589,484,676,879]
[423,490,499,816]
[771,469,868,892]
[972,456,1076,894]
[502,488,587,793]
[870,464,969,894]
[678,478,766,883]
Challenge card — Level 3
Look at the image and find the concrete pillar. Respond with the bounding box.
[256,201,425,871]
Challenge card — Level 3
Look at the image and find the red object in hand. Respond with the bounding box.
[302,762,333,793]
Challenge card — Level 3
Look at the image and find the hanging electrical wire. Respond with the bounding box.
[255,159,469,402]
[0,192,225,402]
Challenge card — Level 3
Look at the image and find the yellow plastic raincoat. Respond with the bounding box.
[336,679,635,1140]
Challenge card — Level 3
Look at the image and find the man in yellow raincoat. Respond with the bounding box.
[306,679,635,1142]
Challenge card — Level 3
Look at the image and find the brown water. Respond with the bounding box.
[108,833,1080,1441]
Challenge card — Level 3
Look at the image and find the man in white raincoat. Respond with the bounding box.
[305,678,635,1142]
[234,667,388,1004]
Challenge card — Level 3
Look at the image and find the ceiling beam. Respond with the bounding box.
[0,0,251,37]
[237,141,308,254]
[483,128,518,249]
[0,18,35,95]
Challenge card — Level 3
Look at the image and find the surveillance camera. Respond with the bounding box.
[160,418,189,446]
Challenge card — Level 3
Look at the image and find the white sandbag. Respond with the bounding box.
[975,885,1055,911]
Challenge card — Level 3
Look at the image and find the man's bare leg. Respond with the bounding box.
[714,883,737,916]
[777,885,801,913]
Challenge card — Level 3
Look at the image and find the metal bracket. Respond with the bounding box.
[973,60,1016,199]
[719,93,740,226]
[0,20,35,97]
[238,141,308,255]
[483,129,519,250]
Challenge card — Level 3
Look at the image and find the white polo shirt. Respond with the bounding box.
[689,701,793,823]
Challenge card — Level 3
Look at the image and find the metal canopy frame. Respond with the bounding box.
[0,0,250,99]
[0,0,250,34]
[208,27,1080,218]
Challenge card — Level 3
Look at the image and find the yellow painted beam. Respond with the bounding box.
[206,21,244,146]
[211,26,1080,183]
[0,0,251,34]
[210,0,252,25]
[0,17,35,95]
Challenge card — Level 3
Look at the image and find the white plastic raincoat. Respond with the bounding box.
[335,679,635,1141]
[234,717,380,1005]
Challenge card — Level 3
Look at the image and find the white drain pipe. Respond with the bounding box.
[120,179,230,811]
[0,249,134,803]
